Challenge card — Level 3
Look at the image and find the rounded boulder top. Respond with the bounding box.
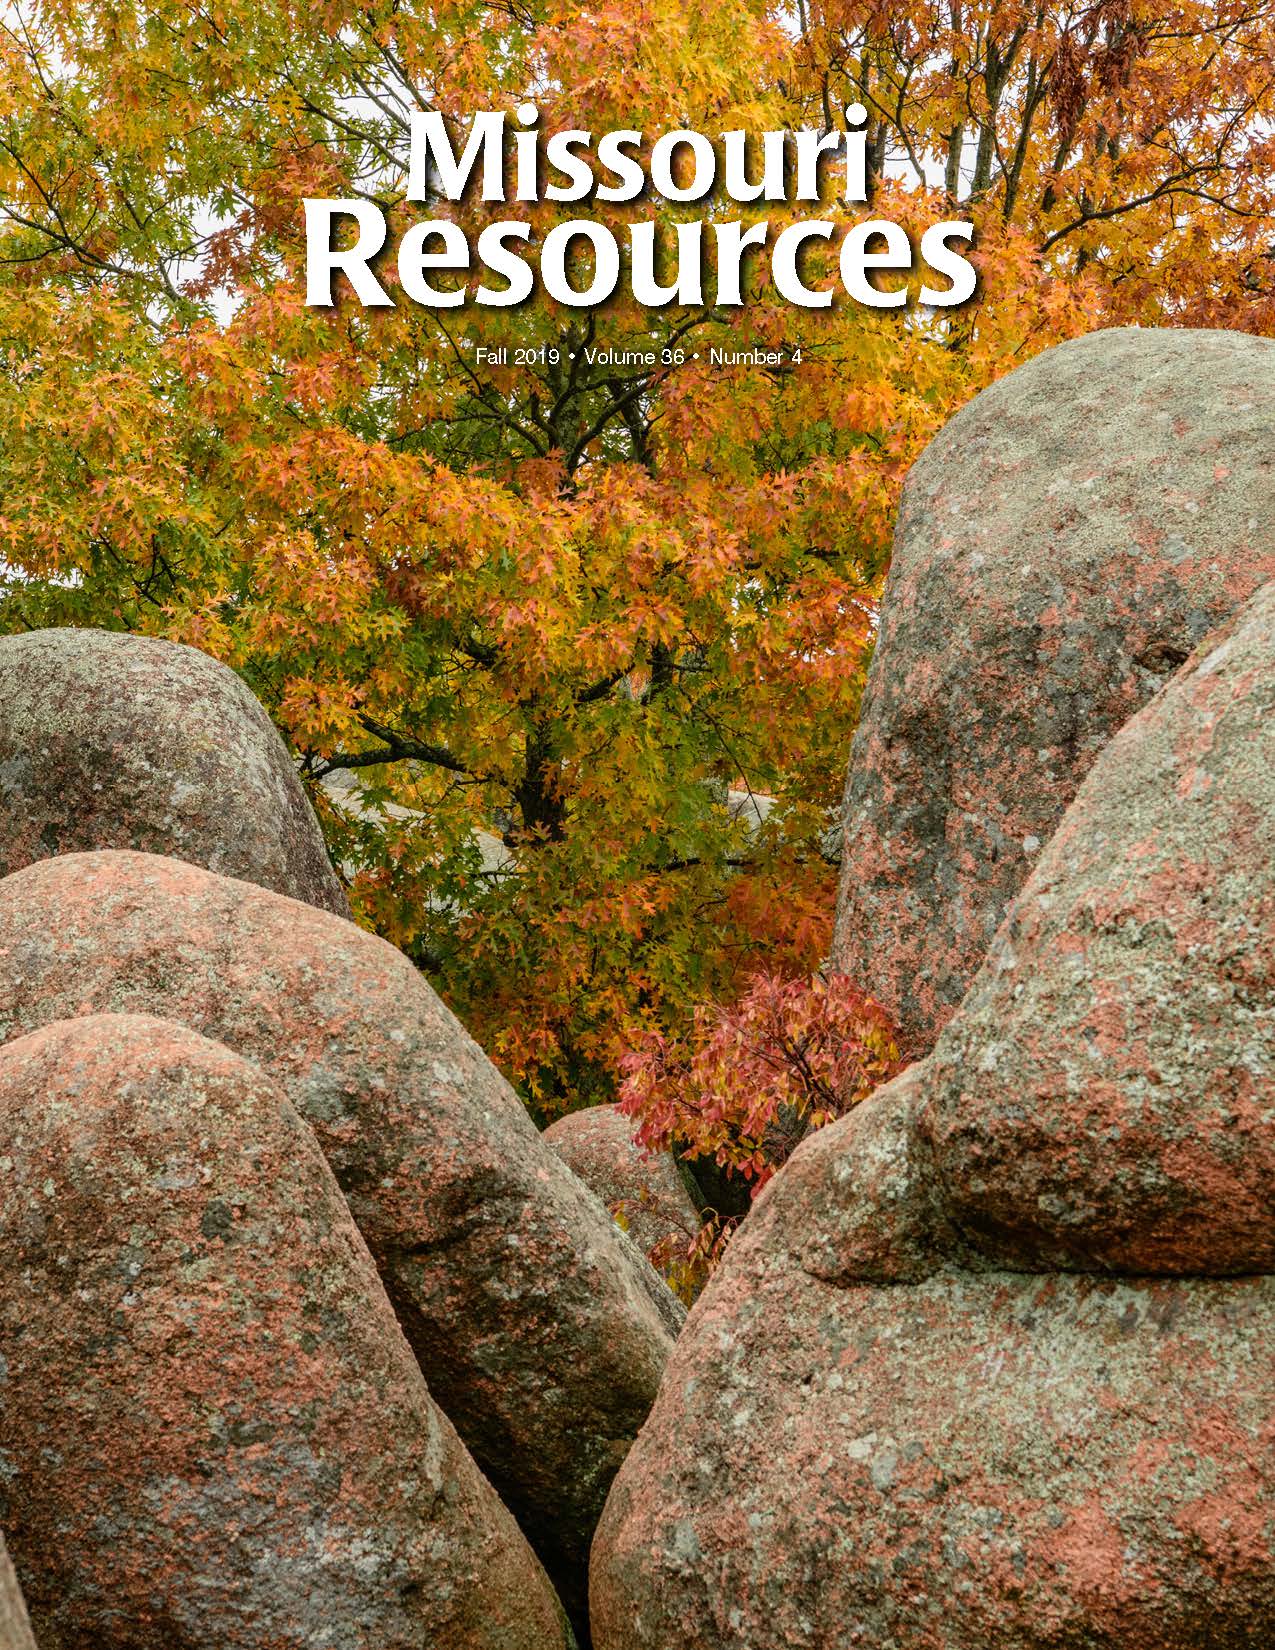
[542,1104,700,1273]
[0,627,347,916]
[833,326,1275,1054]
[0,1012,571,1650]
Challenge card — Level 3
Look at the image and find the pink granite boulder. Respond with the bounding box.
[0,852,681,1629]
[766,1063,956,1288]
[833,327,1275,1055]
[591,1192,1274,1650]
[0,628,347,916]
[0,1014,569,1649]
[542,1106,700,1276]
[921,580,1275,1275]
[590,587,1275,1648]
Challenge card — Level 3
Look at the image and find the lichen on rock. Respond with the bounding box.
[0,1013,571,1650]
[0,851,682,1631]
[542,1104,701,1279]
[589,568,1275,1646]
[833,326,1275,1055]
[0,628,348,917]
[922,581,1275,1276]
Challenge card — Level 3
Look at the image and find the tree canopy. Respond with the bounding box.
[2,0,1272,1114]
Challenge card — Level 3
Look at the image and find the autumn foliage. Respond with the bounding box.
[2,0,1273,1129]
[620,970,902,1190]
[616,969,900,1290]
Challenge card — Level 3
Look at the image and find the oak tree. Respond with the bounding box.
[1,0,1271,1118]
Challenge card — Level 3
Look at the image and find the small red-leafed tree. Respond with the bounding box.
[619,969,902,1192]
[619,969,902,1284]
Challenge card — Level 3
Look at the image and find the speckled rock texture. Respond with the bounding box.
[590,588,1275,1648]
[591,1221,1275,1649]
[0,853,682,1630]
[0,629,347,917]
[833,326,1275,1055]
[542,1106,700,1270]
[922,581,1275,1276]
[0,1532,36,1650]
[0,1014,570,1650]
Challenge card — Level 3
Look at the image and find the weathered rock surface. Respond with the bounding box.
[0,853,682,1628]
[768,1063,958,1288]
[0,1532,36,1650]
[0,1014,569,1650]
[543,1106,700,1270]
[923,581,1275,1275]
[833,327,1275,1053]
[591,587,1275,1648]
[0,628,347,916]
[591,1212,1275,1649]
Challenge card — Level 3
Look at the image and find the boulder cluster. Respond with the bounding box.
[591,329,1274,1647]
[0,325,1271,1649]
[0,631,682,1647]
